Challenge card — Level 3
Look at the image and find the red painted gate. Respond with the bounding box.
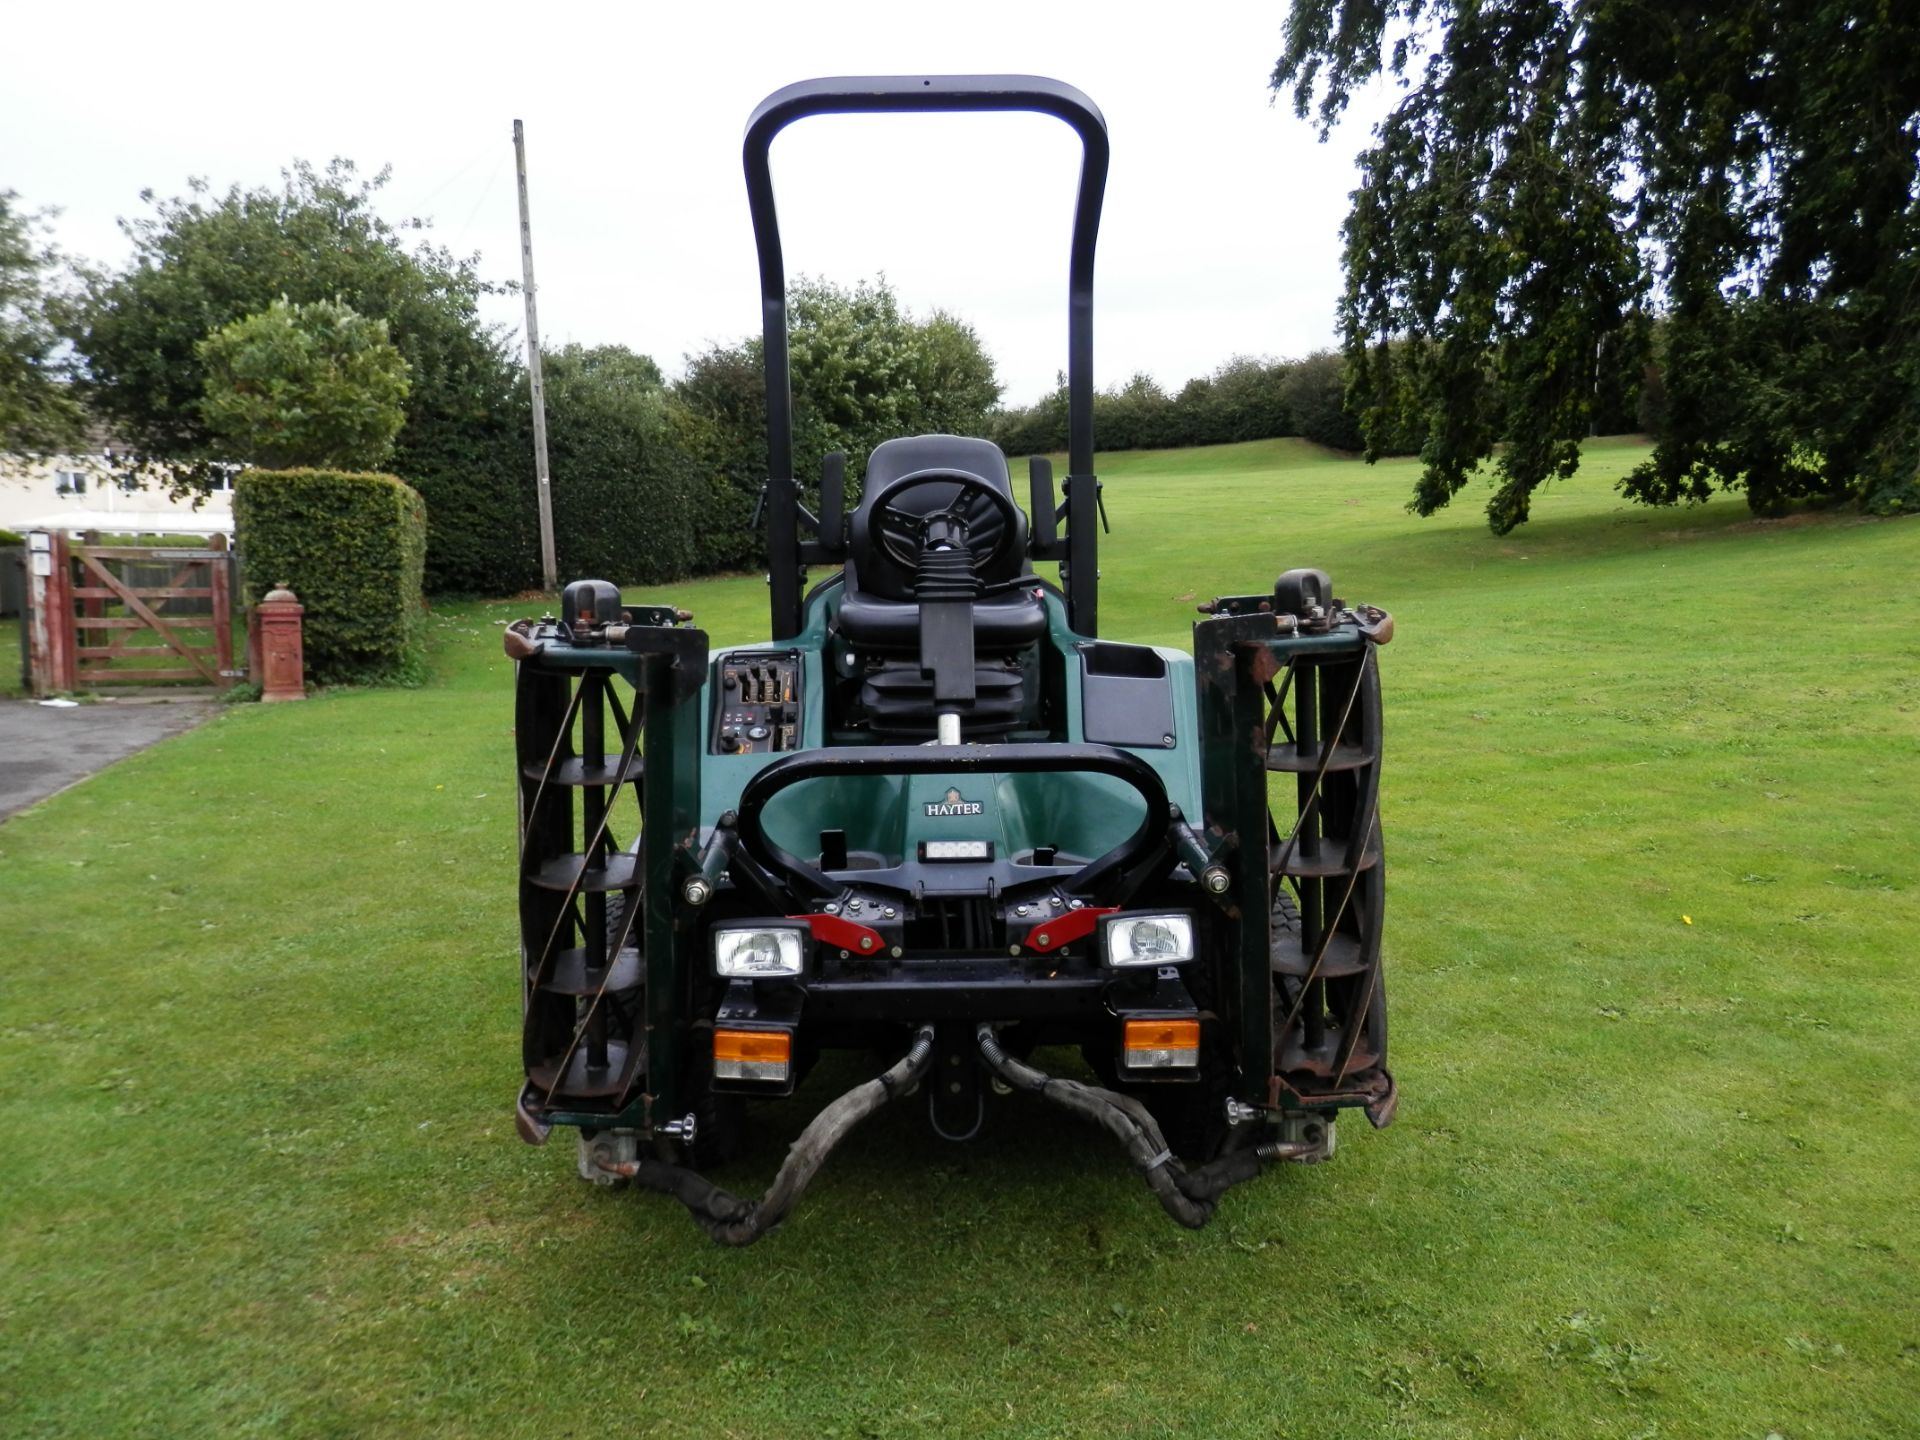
[25,532,237,695]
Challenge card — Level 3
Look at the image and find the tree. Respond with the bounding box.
[73,160,538,592]
[197,297,410,469]
[0,190,87,453]
[1274,0,1920,529]
[537,342,709,585]
[676,276,1003,569]
[1285,350,1365,452]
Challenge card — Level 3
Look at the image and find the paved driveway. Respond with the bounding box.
[0,698,213,822]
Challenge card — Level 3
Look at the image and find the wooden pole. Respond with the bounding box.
[514,118,559,592]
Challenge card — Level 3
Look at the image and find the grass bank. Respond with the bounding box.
[2,438,1915,1437]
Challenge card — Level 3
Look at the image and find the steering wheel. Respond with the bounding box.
[865,468,1021,578]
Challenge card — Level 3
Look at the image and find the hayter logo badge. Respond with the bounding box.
[924,787,984,818]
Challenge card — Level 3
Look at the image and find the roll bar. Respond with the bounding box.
[743,75,1110,638]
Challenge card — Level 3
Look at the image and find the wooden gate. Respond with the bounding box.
[26,532,236,695]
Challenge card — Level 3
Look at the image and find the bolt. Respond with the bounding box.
[859,936,874,951]
[1162,734,1175,747]
[823,902,840,914]
[838,949,849,959]
[1015,904,1030,917]
[1035,932,1050,946]
[1069,899,1084,909]
[847,898,862,912]
[890,945,903,958]
[682,876,713,906]
[1008,945,1021,957]
[1203,867,1231,895]
[1049,896,1063,908]
[883,906,897,919]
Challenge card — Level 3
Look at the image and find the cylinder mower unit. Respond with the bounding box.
[502,75,1396,1244]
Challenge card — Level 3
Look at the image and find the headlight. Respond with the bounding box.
[713,925,805,977]
[1104,913,1196,967]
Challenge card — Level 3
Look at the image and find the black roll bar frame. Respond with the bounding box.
[742,74,1110,639]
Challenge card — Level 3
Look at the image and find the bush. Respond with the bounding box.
[0,528,23,545]
[1284,350,1366,452]
[673,277,1002,571]
[541,344,701,586]
[394,382,540,597]
[72,161,533,596]
[234,468,428,684]
[197,297,411,470]
[990,355,1300,458]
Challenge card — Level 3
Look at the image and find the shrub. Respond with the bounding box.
[541,344,701,585]
[394,382,540,596]
[0,528,23,545]
[990,356,1300,459]
[233,468,428,684]
[1285,350,1366,452]
[197,297,411,470]
[673,277,1002,570]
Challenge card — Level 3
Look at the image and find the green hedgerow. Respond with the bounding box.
[233,468,427,684]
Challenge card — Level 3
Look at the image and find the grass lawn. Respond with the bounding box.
[1,616,22,697]
[2,437,1915,1438]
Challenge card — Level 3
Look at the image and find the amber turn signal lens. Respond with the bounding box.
[714,1029,792,1063]
[1124,1018,1200,1052]
[713,1028,792,1082]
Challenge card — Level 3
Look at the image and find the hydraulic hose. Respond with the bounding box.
[596,1026,936,1245]
[974,1025,1310,1228]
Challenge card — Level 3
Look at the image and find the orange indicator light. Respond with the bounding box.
[1124,1018,1200,1052]
[714,1029,792,1064]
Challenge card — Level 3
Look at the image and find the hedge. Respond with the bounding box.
[233,468,428,684]
[391,388,543,597]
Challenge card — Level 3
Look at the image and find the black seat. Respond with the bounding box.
[839,435,1047,650]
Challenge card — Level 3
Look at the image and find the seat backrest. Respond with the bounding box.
[847,435,1028,601]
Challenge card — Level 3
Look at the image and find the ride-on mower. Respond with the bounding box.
[506,75,1395,1243]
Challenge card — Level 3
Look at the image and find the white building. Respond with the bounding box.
[0,449,234,538]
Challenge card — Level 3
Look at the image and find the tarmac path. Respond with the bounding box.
[0,698,213,823]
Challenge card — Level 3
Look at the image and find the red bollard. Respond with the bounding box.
[256,583,307,703]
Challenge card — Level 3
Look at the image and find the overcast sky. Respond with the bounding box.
[6,0,1388,406]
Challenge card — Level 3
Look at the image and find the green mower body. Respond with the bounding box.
[506,76,1394,1240]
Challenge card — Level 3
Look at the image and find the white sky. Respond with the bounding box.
[4,0,1387,406]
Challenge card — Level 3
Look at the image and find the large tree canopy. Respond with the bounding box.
[74,160,538,589]
[1274,0,1920,530]
[676,275,1002,570]
[0,190,87,453]
[77,161,510,461]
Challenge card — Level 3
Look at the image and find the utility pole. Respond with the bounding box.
[514,118,558,592]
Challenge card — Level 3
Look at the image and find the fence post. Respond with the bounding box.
[208,532,234,680]
[26,531,76,696]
